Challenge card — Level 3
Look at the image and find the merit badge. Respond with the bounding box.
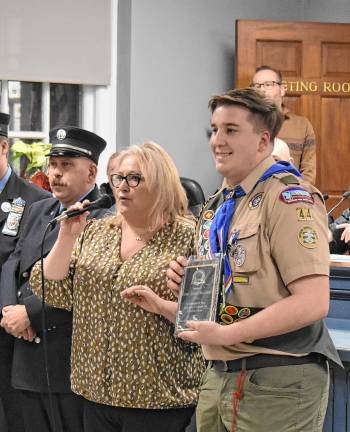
[296,207,313,221]
[56,128,67,140]
[233,244,246,266]
[203,210,214,220]
[248,193,263,209]
[280,187,314,205]
[238,307,251,319]
[1,201,11,213]
[2,197,26,237]
[298,226,318,248]
[203,229,210,240]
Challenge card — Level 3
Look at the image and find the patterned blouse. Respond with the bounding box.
[30,216,204,409]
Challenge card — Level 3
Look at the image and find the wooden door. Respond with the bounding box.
[236,20,350,216]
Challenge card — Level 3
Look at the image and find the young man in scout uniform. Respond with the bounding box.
[167,88,340,432]
[0,126,111,432]
[251,65,317,184]
[0,112,50,432]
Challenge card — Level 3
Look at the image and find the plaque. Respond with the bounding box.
[175,254,223,335]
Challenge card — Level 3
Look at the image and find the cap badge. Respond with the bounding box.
[56,129,67,140]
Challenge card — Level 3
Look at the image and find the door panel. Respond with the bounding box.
[236,20,350,216]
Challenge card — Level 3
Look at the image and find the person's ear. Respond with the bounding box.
[280,83,286,98]
[88,163,97,181]
[258,131,271,152]
[0,138,9,156]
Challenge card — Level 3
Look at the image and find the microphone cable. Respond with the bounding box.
[40,222,57,432]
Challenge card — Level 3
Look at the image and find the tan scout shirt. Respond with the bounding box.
[30,216,204,409]
[201,156,330,361]
[278,108,316,185]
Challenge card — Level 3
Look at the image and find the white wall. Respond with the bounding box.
[115,0,350,195]
[127,0,304,195]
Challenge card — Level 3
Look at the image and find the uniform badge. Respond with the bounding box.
[2,197,26,237]
[280,187,314,204]
[248,193,263,209]
[298,226,318,248]
[233,275,249,284]
[203,210,214,220]
[56,128,67,140]
[233,244,246,266]
[296,207,313,221]
[203,229,210,240]
[1,201,11,213]
[238,307,251,318]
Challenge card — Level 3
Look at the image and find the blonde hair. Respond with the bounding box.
[108,141,188,231]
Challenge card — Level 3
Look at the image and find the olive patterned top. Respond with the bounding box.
[30,215,205,409]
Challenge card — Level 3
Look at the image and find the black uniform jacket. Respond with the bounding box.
[0,185,111,392]
[0,171,50,278]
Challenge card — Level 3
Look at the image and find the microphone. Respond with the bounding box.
[51,194,115,224]
[327,191,350,216]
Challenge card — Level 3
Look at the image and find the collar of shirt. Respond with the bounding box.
[239,156,276,196]
[58,185,95,214]
[0,166,12,194]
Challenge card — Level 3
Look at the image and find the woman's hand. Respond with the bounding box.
[166,256,188,297]
[121,285,178,322]
[59,200,90,237]
[121,285,163,315]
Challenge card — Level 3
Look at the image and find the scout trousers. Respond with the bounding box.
[196,361,329,432]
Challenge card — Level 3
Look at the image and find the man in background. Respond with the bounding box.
[252,65,316,184]
[0,112,50,432]
[0,126,111,432]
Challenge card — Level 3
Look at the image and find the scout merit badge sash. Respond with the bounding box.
[208,161,302,324]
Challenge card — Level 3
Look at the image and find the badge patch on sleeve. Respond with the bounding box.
[298,226,318,248]
[280,187,314,205]
[248,193,263,209]
[296,207,313,221]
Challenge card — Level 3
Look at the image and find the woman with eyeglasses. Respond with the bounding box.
[29,141,204,432]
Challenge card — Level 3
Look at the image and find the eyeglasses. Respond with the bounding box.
[110,173,143,188]
[251,81,281,89]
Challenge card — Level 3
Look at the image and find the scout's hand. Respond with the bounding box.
[59,200,90,237]
[121,285,162,315]
[178,321,233,345]
[337,223,350,243]
[166,256,188,297]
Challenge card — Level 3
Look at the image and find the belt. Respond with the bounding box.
[209,353,325,372]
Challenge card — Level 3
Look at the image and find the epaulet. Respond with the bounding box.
[273,172,300,186]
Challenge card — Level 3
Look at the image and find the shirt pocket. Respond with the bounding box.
[229,223,261,274]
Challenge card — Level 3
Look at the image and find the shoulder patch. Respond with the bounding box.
[279,174,300,186]
[248,193,263,210]
[298,226,318,248]
[279,187,314,205]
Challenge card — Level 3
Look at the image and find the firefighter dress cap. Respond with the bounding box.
[48,126,106,164]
